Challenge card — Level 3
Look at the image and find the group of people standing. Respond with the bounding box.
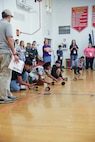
[69,39,95,71]
[14,37,95,72]
[14,39,38,66]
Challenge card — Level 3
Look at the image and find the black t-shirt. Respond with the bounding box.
[11,69,26,80]
[69,44,78,55]
[29,48,38,60]
[51,65,62,78]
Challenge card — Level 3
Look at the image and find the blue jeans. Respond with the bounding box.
[10,71,28,91]
[70,55,78,68]
[43,56,51,63]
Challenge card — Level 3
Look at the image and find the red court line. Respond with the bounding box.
[0,93,42,113]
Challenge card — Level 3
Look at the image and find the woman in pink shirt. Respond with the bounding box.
[84,43,95,70]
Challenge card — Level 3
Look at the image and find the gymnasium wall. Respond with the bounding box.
[52,0,95,66]
[0,0,95,65]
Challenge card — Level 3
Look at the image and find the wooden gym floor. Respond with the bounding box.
[0,69,95,142]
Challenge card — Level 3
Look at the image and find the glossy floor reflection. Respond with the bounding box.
[0,69,95,142]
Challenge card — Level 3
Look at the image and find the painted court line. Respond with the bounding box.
[0,93,42,113]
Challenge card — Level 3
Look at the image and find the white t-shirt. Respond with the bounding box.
[29,66,48,80]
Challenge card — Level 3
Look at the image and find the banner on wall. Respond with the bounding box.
[72,6,88,32]
[92,5,95,27]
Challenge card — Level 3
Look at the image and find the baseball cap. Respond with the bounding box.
[2,9,13,17]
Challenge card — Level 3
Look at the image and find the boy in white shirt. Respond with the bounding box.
[29,62,58,85]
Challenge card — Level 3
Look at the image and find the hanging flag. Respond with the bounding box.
[92,5,95,27]
[72,6,88,32]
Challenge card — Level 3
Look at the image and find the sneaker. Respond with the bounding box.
[75,72,79,75]
[70,68,72,71]
[20,85,26,90]
[0,98,14,104]
[8,95,18,101]
[78,71,80,74]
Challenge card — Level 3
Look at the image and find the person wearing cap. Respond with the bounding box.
[0,9,19,103]
[29,62,58,85]
[51,60,64,80]
[10,59,35,91]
